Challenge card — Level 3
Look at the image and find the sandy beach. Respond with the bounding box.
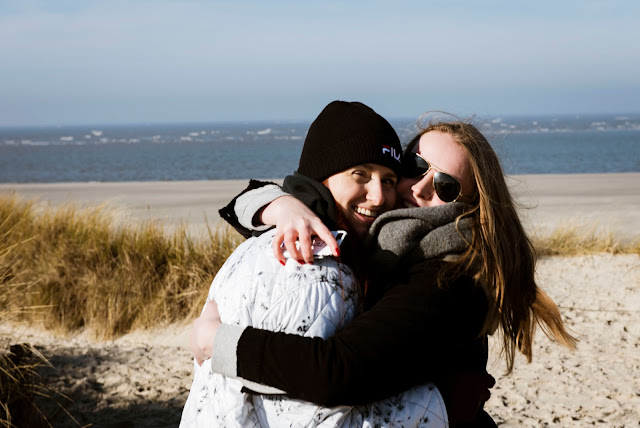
[2,174,639,427]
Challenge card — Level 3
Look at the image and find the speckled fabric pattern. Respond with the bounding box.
[180,229,448,427]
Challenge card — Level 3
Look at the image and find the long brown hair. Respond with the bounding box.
[407,119,577,373]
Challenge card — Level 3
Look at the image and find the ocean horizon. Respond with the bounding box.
[1,114,639,183]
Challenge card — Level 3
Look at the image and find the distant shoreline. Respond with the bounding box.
[2,112,640,129]
[2,173,639,237]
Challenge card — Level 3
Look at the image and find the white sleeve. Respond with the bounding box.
[235,184,289,232]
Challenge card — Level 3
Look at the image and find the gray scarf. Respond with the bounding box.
[365,203,473,273]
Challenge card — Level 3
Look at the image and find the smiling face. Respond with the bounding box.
[398,131,476,208]
[324,163,397,238]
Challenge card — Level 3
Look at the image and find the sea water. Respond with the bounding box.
[0,115,638,183]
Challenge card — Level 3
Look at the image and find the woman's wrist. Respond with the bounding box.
[259,195,296,226]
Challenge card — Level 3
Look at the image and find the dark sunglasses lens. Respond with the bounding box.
[433,172,461,202]
[403,153,430,177]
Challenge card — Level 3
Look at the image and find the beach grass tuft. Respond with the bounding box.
[531,223,640,257]
[0,193,242,340]
[1,225,59,428]
[0,342,58,428]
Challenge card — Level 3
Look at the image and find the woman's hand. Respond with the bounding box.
[261,195,339,265]
[190,299,222,366]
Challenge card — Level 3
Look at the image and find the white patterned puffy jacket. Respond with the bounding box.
[180,229,448,428]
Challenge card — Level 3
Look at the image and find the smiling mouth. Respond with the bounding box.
[354,206,379,219]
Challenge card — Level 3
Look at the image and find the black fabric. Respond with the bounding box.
[455,410,499,428]
[282,173,339,231]
[297,100,403,181]
[218,179,278,239]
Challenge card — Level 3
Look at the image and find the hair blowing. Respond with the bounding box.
[407,120,577,373]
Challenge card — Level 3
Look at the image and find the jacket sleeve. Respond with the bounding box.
[218,179,286,238]
[231,261,488,407]
[210,324,286,395]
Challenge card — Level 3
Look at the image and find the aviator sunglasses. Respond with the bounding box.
[402,151,468,203]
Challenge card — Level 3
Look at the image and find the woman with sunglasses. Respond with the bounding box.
[191,119,577,426]
[181,101,456,427]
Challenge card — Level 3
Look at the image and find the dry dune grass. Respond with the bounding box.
[0,193,242,340]
[531,223,639,257]
[0,343,60,428]
[1,237,58,427]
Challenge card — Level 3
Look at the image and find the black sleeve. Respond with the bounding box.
[236,261,488,407]
[218,179,279,238]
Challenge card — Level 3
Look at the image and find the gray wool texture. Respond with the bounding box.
[365,203,473,272]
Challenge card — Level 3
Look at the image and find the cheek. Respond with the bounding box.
[335,199,351,217]
[329,186,353,212]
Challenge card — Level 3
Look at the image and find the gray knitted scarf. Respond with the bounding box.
[365,203,474,273]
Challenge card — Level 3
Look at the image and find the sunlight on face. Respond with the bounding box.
[397,131,476,208]
[324,163,397,238]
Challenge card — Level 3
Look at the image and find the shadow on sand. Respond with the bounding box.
[23,342,191,428]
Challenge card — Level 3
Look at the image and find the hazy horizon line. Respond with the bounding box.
[2,111,640,130]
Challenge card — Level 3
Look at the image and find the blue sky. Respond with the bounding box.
[1,0,639,126]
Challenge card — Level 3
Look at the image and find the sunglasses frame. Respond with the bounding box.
[403,151,468,203]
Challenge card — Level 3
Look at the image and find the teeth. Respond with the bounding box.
[355,207,378,218]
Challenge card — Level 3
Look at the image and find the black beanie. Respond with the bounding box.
[297,101,403,182]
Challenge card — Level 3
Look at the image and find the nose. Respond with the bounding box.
[411,172,435,201]
[365,179,385,206]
